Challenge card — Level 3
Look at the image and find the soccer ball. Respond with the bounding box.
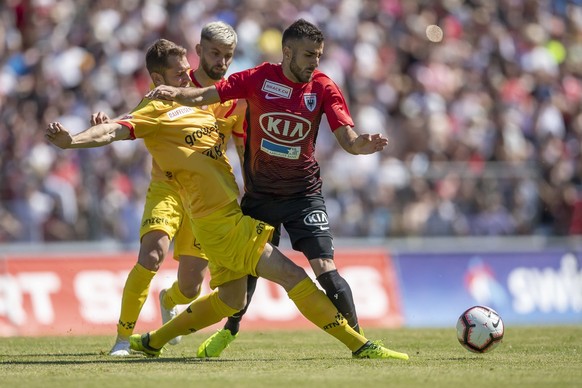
[456,305,504,353]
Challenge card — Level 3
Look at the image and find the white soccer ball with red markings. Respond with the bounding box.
[456,305,504,353]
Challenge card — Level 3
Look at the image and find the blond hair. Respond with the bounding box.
[201,21,237,46]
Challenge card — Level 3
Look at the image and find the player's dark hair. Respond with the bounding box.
[282,19,324,46]
[145,39,187,74]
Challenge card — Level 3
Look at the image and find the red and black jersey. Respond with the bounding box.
[216,62,354,198]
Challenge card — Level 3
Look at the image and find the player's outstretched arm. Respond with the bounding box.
[91,111,131,125]
[333,125,389,155]
[91,111,111,125]
[145,85,221,107]
[45,121,131,149]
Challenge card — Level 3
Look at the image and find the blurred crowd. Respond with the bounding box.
[2,0,582,244]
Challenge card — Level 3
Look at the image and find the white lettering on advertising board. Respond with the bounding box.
[508,253,582,314]
[0,272,60,325]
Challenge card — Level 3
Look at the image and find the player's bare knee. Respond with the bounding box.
[276,261,309,291]
[179,283,202,299]
[137,252,164,271]
[256,245,308,290]
[310,258,336,277]
[218,277,248,311]
[230,297,247,312]
[219,292,247,311]
[138,230,170,270]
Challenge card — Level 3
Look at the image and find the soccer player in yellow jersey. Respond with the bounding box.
[46,38,408,360]
[53,22,246,357]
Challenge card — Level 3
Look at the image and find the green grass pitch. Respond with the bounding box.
[1,326,581,388]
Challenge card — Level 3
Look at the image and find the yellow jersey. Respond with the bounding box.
[189,70,247,148]
[117,98,240,218]
[148,72,247,182]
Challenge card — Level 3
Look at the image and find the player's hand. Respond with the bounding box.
[146,85,180,101]
[354,133,389,154]
[45,122,73,149]
[91,112,110,125]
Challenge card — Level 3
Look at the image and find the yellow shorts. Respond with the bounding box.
[189,200,274,289]
[140,179,207,260]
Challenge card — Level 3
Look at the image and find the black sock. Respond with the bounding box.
[316,269,360,333]
[224,275,258,335]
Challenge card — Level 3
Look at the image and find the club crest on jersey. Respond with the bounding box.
[304,93,317,112]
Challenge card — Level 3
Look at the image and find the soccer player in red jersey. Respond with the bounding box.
[48,37,408,361]
[147,19,389,358]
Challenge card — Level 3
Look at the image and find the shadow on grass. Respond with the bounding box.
[0,354,331,366]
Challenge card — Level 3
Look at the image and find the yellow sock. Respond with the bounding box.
[117,263,156,339]
[149,291,238,349]
[288,277,368,352]
[162,281,199,309]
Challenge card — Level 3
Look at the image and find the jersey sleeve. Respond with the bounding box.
[216,68,254,103]
[116,99,160,139]
[322,78,355,131]
[228,98,247,139]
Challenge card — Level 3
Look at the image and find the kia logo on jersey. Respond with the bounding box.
[259,112,311,144]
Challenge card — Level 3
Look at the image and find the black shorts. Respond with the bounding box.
[240,194,334,260]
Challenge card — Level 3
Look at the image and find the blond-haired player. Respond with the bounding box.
[46,38,409,361]
[67,22,244,357]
